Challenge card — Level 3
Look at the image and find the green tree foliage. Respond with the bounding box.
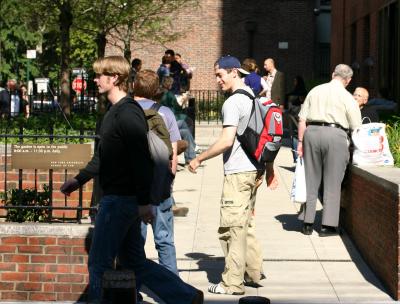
[0,0,42,82]
[1,0,197,112]
[75,0,198,59]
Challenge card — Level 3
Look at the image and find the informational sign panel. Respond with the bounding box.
[72,68,87,77]
[35,78,50,93]
[27,49,37,59]
[12,144,92,170]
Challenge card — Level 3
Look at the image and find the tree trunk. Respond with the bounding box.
[123,24,133,61]
[59,1,73,115]
[96,33,107,58]
[123,46,131,62]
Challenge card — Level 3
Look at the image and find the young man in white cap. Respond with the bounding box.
[189,55,278,295]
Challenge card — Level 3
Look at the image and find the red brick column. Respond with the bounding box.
[0,224,91,301]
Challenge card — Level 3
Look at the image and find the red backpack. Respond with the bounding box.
[233,89,283,163]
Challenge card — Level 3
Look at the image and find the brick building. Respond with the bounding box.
[106,0,331,92]
[331,0,400,101]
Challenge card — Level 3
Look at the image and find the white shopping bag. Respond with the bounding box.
[352,123,394,166]
[291,157,306,203]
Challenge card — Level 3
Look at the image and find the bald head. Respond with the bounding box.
[353,87,369,107]
[7,79,17,90]
[263,58,275,73]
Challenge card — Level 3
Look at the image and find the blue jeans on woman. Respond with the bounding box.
[141,197,178,275]
[177,120,196,163]
[88,195,197,303]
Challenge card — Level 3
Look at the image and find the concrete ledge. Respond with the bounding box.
[351,165,400,193]
[0,223,92,237]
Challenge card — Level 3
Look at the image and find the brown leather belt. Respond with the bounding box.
[307,122,348,132]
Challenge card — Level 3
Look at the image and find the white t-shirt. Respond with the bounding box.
[222,86,262,174]
[10,93,20,117]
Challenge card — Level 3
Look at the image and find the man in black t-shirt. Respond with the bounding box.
[0,80,10,117]
[60,56,203,304]
[353,87,379,123]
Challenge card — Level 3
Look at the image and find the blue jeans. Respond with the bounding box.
[291,136,299,162]
[178,120,196,162]
[88,195,197,304]
[141,197,178,275]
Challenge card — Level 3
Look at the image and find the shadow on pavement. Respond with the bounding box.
[340,232,390,296]
[275,209,323,232]
[274,213,303,232]
[185,252,224,284]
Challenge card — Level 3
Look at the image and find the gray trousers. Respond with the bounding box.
[300,126,349,227]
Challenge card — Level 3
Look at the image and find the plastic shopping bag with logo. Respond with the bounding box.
[352,122,394,166]
[291,157,306,203]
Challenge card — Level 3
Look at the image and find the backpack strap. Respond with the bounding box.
[150,102,162,112]
[232,89,255,100]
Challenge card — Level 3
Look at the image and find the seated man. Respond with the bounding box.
[353,87,379,123]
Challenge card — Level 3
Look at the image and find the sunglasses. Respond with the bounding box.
[95,73,118,78]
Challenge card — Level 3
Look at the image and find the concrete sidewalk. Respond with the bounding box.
[142,122,398,304]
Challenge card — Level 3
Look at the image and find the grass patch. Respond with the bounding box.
[382,114,400,168]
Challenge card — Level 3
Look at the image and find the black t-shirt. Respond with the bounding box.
[0,89,10,114]
[75,96,153,205]
[361,106,379,123]
[169,60,184,94]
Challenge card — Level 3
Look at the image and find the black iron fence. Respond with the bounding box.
[0,89,225,224]
[0,124,98,224]
[2,90,99,117]
[189,90,226,124]
[3,89,225,123]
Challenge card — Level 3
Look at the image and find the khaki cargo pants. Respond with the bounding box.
[218,171,263,294]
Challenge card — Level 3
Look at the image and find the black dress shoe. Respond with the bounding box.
[302,223,313,235]
[319,225,339,237]
[244,272,266,288]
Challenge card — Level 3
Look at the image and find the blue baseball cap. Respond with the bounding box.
[216,55,249,75]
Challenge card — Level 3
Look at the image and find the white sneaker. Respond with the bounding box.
[208,283,244,295]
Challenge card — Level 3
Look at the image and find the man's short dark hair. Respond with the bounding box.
[131,58,142,69]
[165,49,175,56]
[162,55,169,64]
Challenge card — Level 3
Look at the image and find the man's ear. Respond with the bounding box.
[110,74,119,86]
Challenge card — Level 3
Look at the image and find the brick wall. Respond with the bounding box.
[0,154,93,221]
[330,0,387,95]
[0,224,91,301]
[341,165,400,300]
[106,0,317,91]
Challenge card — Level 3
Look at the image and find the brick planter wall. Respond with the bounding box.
[341,165,400,300]
[0,224,91,301]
